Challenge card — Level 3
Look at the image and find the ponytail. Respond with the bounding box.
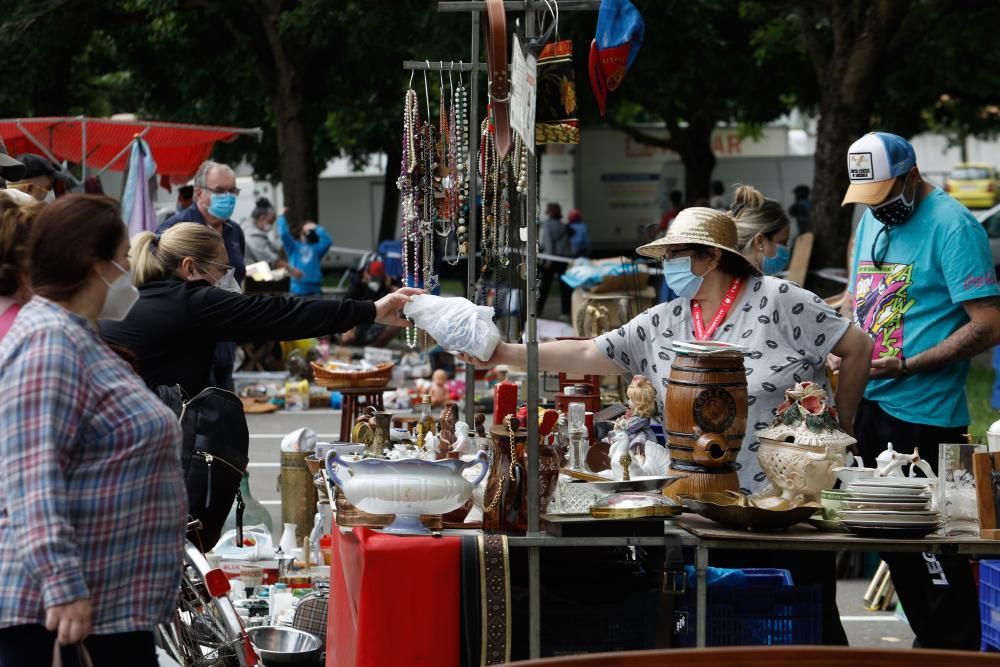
[130,222,224,287]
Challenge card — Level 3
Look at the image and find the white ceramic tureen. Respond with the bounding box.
[754,381,856,506]
[325,450,489,534]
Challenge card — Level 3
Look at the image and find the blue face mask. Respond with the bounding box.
[762,244,790,274]
[663,255,705,299]
[207,192,237,220]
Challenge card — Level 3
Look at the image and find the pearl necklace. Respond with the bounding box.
[398,87,420,349]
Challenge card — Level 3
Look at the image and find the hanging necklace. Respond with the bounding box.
[454,69,470,260]
[397,83,420,349]
[691,277,743,340]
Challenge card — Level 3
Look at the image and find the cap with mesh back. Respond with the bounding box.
[636,206,760,276]
[842,132,916,206]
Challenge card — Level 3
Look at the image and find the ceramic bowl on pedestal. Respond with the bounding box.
[325,450,489,534]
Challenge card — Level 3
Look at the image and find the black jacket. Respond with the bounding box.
[100,278,375,397]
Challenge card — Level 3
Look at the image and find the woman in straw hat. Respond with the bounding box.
[462,207,871,644]
[462,206,872,494]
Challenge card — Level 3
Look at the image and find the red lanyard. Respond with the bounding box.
[691,277,743,340]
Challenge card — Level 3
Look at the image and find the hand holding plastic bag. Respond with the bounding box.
[403,294,501,361]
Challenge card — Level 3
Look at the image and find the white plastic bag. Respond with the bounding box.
[403,295,501,360]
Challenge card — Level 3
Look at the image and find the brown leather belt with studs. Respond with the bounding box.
[485,0,512,159]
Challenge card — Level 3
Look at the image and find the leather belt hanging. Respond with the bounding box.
[485,0,512,158]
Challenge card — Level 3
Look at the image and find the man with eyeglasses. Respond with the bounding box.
[158,160,247,390]
[839,131,1000,650]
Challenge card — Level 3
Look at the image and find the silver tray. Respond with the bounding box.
[582,475,682,494]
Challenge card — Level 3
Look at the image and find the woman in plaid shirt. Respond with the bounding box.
[0,195,185,666]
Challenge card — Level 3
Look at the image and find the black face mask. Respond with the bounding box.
[305,230,319,244]
[869,175,917,268]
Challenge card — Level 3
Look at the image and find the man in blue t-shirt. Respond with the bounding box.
[842,132,1000,650]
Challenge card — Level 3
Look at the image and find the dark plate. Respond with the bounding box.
[843,523,940,539]
[680,493,818,531]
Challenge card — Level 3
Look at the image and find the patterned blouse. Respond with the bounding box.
[0,298,186,634]
[594,276,849,493]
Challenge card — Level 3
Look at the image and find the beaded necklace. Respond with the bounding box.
[397,86,420,349]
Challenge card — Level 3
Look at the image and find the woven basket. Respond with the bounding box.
[311,361,394,389]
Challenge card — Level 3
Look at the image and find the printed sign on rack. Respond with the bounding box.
[510,34,537,154]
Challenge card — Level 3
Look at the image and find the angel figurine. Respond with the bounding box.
[449,421,478,457]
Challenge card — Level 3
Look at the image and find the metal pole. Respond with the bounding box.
[464,10,481,425]
[524,1,542,660]
[80,116,87,181]
[696,544,708,647]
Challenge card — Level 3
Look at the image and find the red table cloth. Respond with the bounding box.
[327,526,461,667]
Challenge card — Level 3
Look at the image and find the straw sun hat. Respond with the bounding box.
[637,206,761,276]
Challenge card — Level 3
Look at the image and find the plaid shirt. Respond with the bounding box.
[0,298,186,634]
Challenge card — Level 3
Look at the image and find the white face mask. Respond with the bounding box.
[98,260,140,321]
[367,280,381,292]
[214,268,243,294]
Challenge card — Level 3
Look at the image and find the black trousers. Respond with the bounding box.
[538,262,571,318]
[855,398,981,650]
[0,625,157,667]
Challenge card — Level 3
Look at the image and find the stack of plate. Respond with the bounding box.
[839,478,940,539]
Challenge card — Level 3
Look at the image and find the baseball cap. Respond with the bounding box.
[15,153,57,180]
[0,137,25,183]
[842,132,917,206]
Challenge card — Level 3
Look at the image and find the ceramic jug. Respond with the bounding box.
[482,418,560,534]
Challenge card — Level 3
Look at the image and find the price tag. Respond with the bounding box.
[510,34,537,154]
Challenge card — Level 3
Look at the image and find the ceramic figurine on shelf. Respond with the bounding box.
[608,427,670,479]
[624,375,659,452]
[438,402,459,451]
[450,421,478,457]
[474,413,488,438]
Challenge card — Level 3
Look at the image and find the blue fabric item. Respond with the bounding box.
[872,132,917,178]
[851,187,1000,427]
[594,0,644,70]
[278,215,332,296]
[763,244,791,275]
[158,205,247,283]
[122,138,158,236]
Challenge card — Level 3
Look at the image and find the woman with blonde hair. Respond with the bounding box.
[0,194,41,338]
[101,222,418,397]
[729,184,792,275]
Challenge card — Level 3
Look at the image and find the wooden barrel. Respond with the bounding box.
[665,351,748,468]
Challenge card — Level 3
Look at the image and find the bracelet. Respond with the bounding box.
[900,356,907,375]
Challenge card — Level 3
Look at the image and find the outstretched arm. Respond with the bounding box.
[462,339,623,376]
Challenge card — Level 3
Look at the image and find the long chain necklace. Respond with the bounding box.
[454,77,470,260]
[397,87,420,349]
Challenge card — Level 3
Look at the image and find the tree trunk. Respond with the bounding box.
[272,93,318,231]
[676,120,717,204]
[379,130,402,244]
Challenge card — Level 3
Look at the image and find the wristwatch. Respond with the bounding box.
[899,355,908,375]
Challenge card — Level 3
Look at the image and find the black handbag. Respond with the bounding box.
[159,385,250,550]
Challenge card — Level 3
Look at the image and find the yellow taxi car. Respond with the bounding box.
[945,162,1000,209]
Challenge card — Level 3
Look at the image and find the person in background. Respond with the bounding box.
[158,160,246,390]
[838,131,1000,650]
[730,184,792,275]
[710,180,727,211]
[176,185,194,212]
[0,194,186,666]
[0,138,24,188]
[7,154,61,203]
[278,212,332,298]
[539,202,573,319]
[243,198,289,271]
[567,208,591,258]
[0,194,41,339]
[788,184,812,236]
[658,190,684,232]
[341,259,399,346]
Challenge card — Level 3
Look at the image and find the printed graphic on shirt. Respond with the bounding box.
[853,261,915,360]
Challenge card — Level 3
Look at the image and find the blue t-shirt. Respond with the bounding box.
[851,187,999,427]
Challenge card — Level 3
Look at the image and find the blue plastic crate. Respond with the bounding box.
[981,560,1000,650]
[377,240,402,279]
[676,567,821,646]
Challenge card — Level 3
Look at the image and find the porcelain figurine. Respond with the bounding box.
[450,421,477,457]
[438,402,459,453]
[608,429,670,480]
[429,369,450,407]
[754,381,855,506]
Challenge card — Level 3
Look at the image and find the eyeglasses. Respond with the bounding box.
[662,247,697,261]
[203,186,241,196]
[199,259,235,274]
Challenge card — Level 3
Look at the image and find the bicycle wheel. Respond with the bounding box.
[158,542,258,667]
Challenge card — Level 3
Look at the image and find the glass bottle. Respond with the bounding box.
[223,471,274,538]
[416,394,436,449]
[567,402,589,470]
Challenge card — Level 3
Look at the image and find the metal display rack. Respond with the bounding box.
[402,1,600,658]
